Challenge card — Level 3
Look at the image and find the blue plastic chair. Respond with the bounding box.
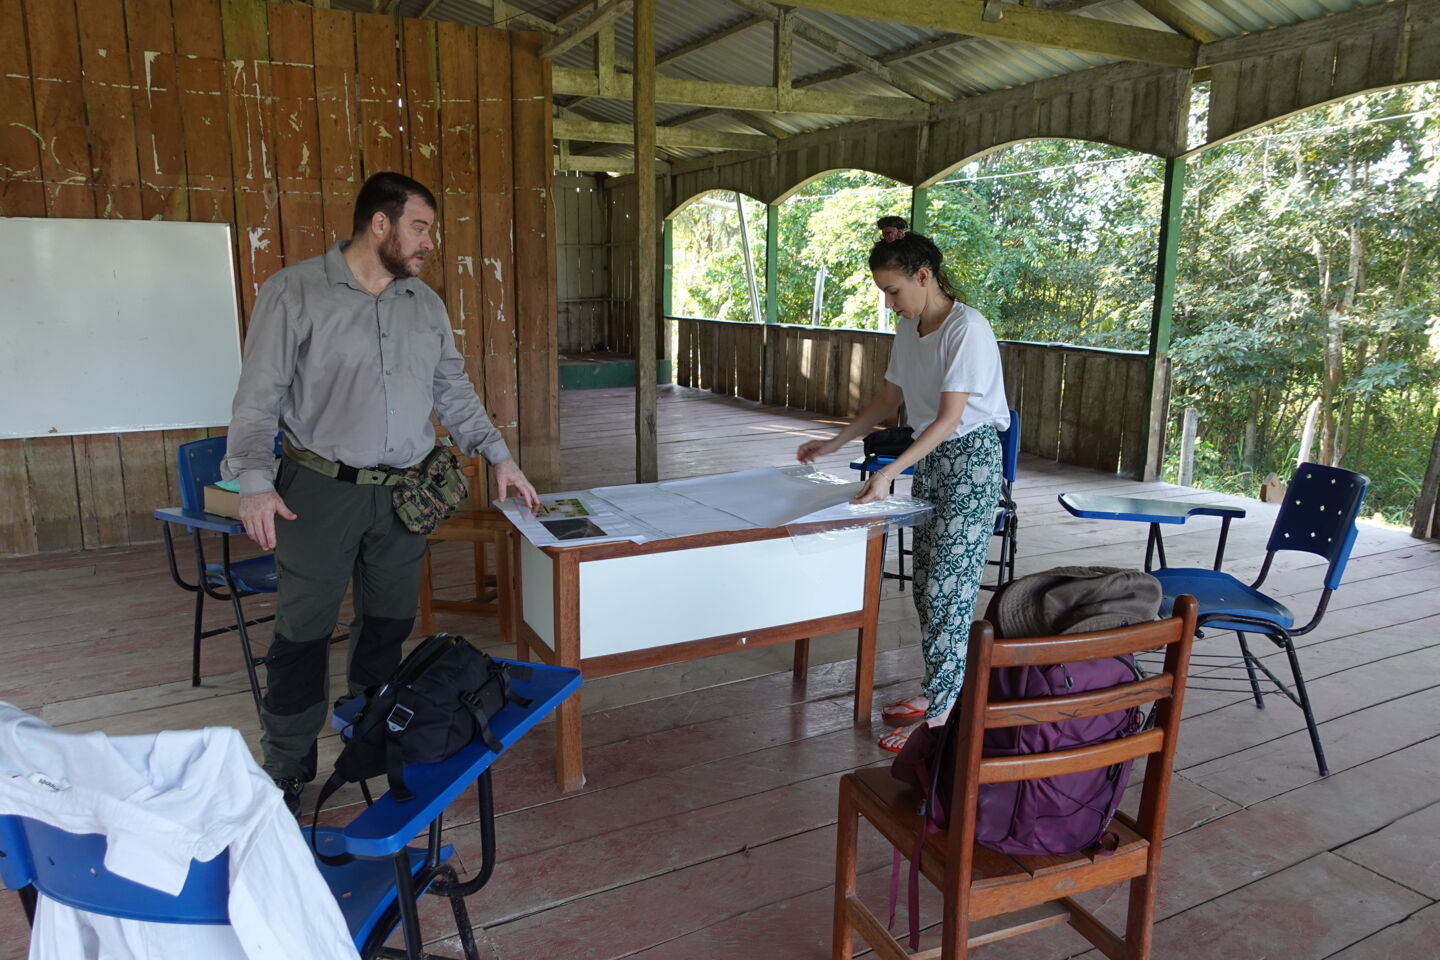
[1148,462,1369,776]
[850,409,1019,591]
[154,436,279,714]
[0,660,583,960]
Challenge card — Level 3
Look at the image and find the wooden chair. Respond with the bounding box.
[417,458,511,637]
[833,595,1198,960]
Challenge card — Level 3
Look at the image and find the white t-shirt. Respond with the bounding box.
[0,703,359,960]
[885,300,1008,441]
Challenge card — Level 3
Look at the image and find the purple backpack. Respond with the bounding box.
[892,653,1144,855]
[886,567,1159,948]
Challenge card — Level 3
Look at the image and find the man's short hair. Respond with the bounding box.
[352,172,437,236]
[876,215,907,231]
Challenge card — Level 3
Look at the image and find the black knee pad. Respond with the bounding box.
[349,615,416,689]
[261,634,331,716]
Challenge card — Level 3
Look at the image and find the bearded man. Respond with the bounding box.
[222,172,538,811]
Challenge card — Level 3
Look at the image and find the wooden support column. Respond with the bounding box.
[763,203,780,405]
[909,185,928,236]
[633,0,658,481]
[1142,157,1185,481]
[662,216,673,316]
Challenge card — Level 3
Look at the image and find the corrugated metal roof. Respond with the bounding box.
[330,0,1391,159]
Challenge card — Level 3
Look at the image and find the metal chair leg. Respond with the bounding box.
[390,853,426,959]
[433,863,481,960]
[1235,632,1266,708]
[226,585,265,716]
[1279,635,1329,776]
[1009,518,1018,582]
[191,586,206,687]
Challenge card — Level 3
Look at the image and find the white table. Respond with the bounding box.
[506,520,885,792]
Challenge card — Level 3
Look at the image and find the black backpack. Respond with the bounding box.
[862,426,914,459]
[311,633,530,862]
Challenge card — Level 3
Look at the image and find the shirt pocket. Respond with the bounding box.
[402,329,445,383]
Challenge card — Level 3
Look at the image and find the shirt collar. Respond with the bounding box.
[324,241,417,297]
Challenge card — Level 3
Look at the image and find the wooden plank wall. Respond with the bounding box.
[602,177,673,359]
[672,318,1156,477]
[1202,1,1435,144]
[555,171,610,353]
[0,0,557,558]
[666,60,1191,207]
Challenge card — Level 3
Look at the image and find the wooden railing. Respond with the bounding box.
[671,316,1167,477]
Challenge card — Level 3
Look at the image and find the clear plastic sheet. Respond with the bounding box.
[784,493,933,553]
[498,465,930,551]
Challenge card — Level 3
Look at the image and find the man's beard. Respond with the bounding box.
[379,231,419,278]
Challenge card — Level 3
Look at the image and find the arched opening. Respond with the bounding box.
[669,188,767,324]
[922,140,1164,347]
[1169,82,1440,523]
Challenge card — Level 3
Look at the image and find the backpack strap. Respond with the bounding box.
[460,692,505,753]
[309,772,356,866]
[385,727,413,802]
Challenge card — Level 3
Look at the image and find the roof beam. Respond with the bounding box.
[1129,0,1218,44]
[541,0,633,59]
[556,154,674,175]
[490,0,561,35]
[556,116,776,151]
[778,0,1197,68]
[730,0,941,102]
[553,65,930,120]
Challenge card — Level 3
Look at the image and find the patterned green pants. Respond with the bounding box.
[909,425,1003,720]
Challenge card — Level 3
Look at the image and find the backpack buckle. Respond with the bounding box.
[386,703,414,733]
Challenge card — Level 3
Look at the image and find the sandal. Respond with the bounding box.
[880,695,929,722]
[878,727,912,754]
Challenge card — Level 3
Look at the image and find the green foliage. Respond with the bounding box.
[668,83,1440,526]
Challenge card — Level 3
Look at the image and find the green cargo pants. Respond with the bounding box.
[261,457,426,782]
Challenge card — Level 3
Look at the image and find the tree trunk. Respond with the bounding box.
[1243,388,1260,474]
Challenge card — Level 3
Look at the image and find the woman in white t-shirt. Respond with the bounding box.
[797,232,1007,752]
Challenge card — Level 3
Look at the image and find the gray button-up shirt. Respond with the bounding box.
[223,242,511,495]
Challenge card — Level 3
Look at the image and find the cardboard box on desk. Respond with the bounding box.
[203,484,242,519]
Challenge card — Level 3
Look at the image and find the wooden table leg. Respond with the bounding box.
[555,688,584,793]
[792,638,810,681]
[554,551,584,792]
[854,531,884,722]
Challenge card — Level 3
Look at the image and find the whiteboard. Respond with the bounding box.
[0,217,243,439]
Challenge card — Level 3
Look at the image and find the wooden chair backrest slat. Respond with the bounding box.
[977,728,1164,784]
[986,618,1184,667]
[983,674,1175,728]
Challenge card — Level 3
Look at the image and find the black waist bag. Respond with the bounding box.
[863,426,914,459]
[311,633,530,863]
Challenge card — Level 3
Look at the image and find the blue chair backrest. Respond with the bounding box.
[177,436,227,514]
[0,814,231,925]
[997,409,1019,484]
[176,434,283,513]
[1269,462,1369,591]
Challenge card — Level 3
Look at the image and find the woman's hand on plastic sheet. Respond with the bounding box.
[850,472,892,505]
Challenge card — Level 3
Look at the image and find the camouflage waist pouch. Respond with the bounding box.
[392,443,469,535]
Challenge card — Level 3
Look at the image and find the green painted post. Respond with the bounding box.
[909,186,929,236]
[662,217,673,317]
[763,203,779,404]
[764,204,778,324]
[1141,157,1186,481]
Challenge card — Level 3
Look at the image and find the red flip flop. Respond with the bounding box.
[878,728,911,754]
[880,697,928,722]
